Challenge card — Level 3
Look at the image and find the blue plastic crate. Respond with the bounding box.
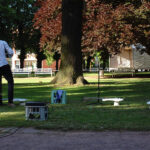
[51,90,66,104]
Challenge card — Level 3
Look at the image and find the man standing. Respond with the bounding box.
[0,40,14,106]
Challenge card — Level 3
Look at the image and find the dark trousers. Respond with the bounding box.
[0,64,14,104]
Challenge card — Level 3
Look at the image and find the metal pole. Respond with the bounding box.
[98,61,100,103]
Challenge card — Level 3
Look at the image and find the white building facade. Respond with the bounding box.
[9,49,37,70]
[109,46,150,70]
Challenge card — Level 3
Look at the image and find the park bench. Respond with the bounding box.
[12,68,31,77]
[83,68,109,73]
[110,68,135,77]
[34,68,54,77]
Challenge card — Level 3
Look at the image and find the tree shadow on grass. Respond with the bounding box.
[2,78,150,106]
[2,82,54,103]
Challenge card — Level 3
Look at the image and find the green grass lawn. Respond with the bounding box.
[1,75,150,131]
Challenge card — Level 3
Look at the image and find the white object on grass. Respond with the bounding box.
[3,98,27,102]
[147,101,150,109]
[102,98,124,106]
[13,98,27,102]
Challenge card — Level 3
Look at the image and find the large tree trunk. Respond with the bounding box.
[51,0,88,85]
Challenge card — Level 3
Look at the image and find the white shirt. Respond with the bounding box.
[0,40,14,67]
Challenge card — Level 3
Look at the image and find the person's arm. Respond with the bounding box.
[4,41,14,58]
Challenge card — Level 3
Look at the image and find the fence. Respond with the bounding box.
[12,68,54,77]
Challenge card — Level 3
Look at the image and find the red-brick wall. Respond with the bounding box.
[42,59,61,70]
[42,60,51,68]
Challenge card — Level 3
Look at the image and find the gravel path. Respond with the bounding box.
[0,128,150,150]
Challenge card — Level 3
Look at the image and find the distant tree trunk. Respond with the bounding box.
[53,52,61,71]
[20,47,25,68]
[86,56,92,71]
[56,59,59,71]
[82,59,86,70]
[37,58,42,68]
[37,51,46,68]
[100,48,109,78]
[18,25,26,68]
[51,0,88,85]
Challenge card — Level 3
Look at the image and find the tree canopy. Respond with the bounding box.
[33,0,150,84]
[0,0,40,68]
[34,0,149,55]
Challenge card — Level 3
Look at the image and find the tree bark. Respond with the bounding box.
[20,47,25,68]
[53,52,61,71]
[86,56,92,71]
[56,59,59,71]
[17,24,26,68]
[37,58,42,68]
[37,51,46,68]
[51,0,88,85]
